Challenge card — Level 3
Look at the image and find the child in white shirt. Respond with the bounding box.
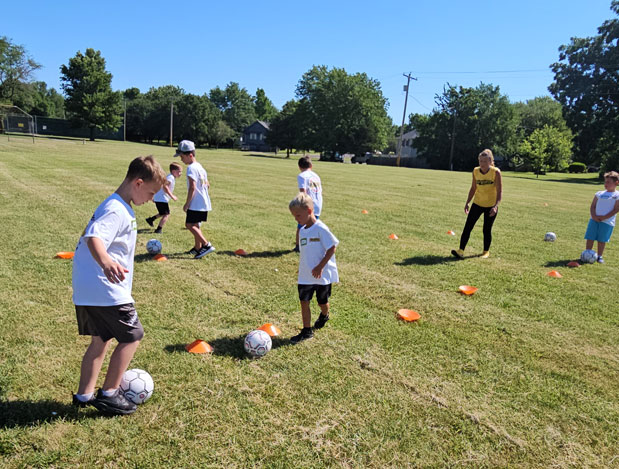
[583,171,619,263]
[145,162,182,233]
[294,155,323,252]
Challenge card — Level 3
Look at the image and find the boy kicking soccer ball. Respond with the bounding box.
[288,193,339,343]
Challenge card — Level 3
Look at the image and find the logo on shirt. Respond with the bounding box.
[477,180,494,185]
[131,219,137,231]
[309,237,320,243]
[300,238,307,246]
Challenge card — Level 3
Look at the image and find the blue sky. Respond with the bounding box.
[0,0,614,122]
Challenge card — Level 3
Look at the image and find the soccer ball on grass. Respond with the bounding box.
[146,239,162,255]
[544,232,557,242]
[120,368,154,404]
[244,330,272,358]
[580,249,598,264]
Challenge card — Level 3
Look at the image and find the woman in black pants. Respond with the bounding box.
[452,149,502,259]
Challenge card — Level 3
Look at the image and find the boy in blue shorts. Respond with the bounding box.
[72,155,166,415]
[289,192,339,344]
[584,171,619,263]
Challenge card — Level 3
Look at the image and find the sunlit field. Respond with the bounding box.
[0,136,617,468]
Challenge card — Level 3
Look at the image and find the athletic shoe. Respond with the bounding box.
[195,243,216,259]
[186,247,199,256]
[313,313,330,329]
[597,256,605,264]
[451,249,464,259]
[91,389,137,416]
[154,227,162,234]
[72,394,95,408]
[292,245,300,253]
[290,327,314,344]
[480,251,490,259]
[145,217,155,227]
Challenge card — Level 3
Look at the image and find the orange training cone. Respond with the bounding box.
[153,254,167,261]
[258,323,281,337]
[447,230,455,236]
[185,339,213,354]
[547,270,562,278]
[234,249,248,256]
[459,285,478,295]
[55,251,74,259]
[362,209,369,214]
[567,261,580,268]
[389,233,399,240]
[396,309,421,322]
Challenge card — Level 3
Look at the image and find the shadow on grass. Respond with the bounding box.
[217,249,293,258]
[544,259,581,267]
[510,175,601,185]
[137,228,153,234]
[248,153,286,159]
[396,254,461,266]
[164,335,289,360]
[0,399,95,428]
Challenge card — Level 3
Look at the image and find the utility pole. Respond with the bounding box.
[448,107,456,171]
[123,99,126,142]
[396,72,417,167]
[169,102,174,147]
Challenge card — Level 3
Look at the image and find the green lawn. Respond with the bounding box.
[0,136,617,468]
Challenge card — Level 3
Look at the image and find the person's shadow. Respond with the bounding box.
[164,334,289,360]
[396,254,460,266]
[0,399,96,429]
[544,259,580,267]
[217,250,293,259]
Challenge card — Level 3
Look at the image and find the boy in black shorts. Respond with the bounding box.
[72,155,166,415]
[288,193,339,343]
[145,162,182,233]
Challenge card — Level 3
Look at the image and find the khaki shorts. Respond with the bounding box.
[76,303,144,343]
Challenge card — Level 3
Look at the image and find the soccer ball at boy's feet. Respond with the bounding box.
[146,239,162,255]
[580,249,598,264]
[244,330,272,358]
[544,232,557,242]
[120,368,154,404]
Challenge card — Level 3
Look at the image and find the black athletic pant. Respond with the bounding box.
[459,203,498,252]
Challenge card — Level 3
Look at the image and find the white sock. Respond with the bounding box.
[101,388,117,397]
[75,392,94,402]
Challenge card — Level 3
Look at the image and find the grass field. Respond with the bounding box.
[0,136,617,468]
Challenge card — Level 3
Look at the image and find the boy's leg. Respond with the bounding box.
[186,223,208,250]
[101,340,141,391]
[300,300,312,328]
[585,239,595,250]
[313,284,332,329]
[158,214,170,229]
[78,336,111,395]
[597,241,606,257]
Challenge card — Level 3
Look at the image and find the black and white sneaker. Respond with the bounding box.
[72,394,95,408]
[91,389,137,416]
[145,217,155,227]
[187,247,199,256]
[313,313,330,329]
[290,327,314,344]
[195,243,216,259]
[154,227,162,234]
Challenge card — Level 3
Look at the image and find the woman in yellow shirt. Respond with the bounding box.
[452,149,502,259]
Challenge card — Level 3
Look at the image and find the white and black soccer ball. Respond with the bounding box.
[146,239,162,255]
[120,368,154,404]
[544,232,557,242]
[580,249,598,264]
[244,330,272,358]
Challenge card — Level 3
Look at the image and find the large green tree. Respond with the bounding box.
[174,93,220,145]
[410,83,517,170]
[12,81,65,118]
[295,65,391,156]
[254,88,278,122]
[0,36,41,103]
[267,99,304,157]
[519,125,573,175]
[60,48,122,141]
[209,82,256,133]
[549,0,619,170]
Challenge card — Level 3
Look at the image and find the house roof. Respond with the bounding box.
[402,130,418,139]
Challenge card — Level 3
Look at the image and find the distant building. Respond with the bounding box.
[240,120,272,151]
[400,130,418,158]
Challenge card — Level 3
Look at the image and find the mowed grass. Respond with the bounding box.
[0,136,617,468]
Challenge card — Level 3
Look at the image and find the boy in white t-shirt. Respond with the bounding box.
[72,155,166,415]
[583,171,619,263]
[145,162,182,233]
[174,140,215,259]
[288,192,339,344]
[294,155,323,252]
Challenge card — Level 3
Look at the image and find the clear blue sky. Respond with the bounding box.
[1,0,614,122]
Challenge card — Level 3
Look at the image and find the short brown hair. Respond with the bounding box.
[604,171,619,182]
[125,155,166,186]
[170,162,182,172]
[298,155,312,170]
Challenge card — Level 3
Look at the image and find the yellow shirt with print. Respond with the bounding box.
[472,166,498,207]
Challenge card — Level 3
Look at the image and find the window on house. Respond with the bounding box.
[250,132,257,140]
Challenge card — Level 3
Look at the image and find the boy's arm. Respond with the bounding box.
[163,183,177,201]
[597,199,619,221]
[312,245,336,279]
[86,237,128,284]
[590,197,600,221]
[183,178,196,212]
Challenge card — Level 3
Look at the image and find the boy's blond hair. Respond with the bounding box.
[126,155,167,186]
[478,149,495,166]
[169,162,182,172]
[289,192,313,210]
[604,171,619,182]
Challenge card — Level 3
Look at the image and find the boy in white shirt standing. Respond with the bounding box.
[72,155,166,415]
[583,171,619,263]
[174,140,215,259]
[145,162,182,234]
[294,155,323,252]
[289,192,339,343]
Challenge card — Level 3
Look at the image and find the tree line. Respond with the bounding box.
[1,0,617,172]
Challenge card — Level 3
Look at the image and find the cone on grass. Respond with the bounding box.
[258,323,281,337]
[459,285,478,295]
[362,209,369,214]
[567,261,580,268]
[153,254,167,261]
[547,270,562,278]
[55,252,74,259]
[447,230,455,236]
[234,249,248,256]
[389,233,399,240]
[396,309,421,322]
[185,339,213,354]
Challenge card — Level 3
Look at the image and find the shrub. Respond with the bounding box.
[568,162,586,173]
